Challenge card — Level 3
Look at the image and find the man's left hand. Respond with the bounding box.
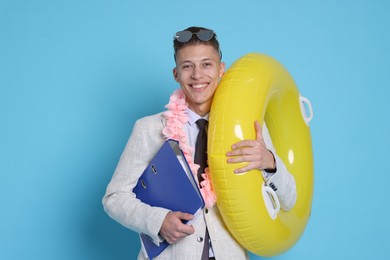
[226,120,275,174]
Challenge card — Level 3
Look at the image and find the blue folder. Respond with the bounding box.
[133,139,205,259]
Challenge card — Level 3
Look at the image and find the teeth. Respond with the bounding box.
[192,84,207,89]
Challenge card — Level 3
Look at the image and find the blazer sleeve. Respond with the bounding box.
[261,123,297,211]
[102,114,170,245]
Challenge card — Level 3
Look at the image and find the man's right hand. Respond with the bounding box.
[159,211,195,244]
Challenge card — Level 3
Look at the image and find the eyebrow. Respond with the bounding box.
[180,58,216,64]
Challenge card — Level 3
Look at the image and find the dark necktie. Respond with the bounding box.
[194,119,208,182]
[194,119,210,260]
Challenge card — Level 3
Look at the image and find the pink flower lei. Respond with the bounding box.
[162,89,216,208]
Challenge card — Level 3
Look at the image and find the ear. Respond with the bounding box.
[173,67,179,83]
[219,62,226,78]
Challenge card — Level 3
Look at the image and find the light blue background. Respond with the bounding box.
[1,0,389,259]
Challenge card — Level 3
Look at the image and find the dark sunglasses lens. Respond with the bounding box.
[197,30,214,41]
[176,31,193,42]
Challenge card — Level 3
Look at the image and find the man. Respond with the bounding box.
[103,26,296,260]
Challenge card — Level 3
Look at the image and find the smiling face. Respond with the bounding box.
[173,44,225,116]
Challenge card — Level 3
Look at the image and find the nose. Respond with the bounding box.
[191,66,202,79]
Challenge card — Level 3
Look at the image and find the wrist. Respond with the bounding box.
[264,150,276,173]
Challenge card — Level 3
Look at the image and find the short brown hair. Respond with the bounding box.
[173,26,221,62]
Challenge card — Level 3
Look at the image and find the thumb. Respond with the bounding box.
[175,211,194,221]
[255,120,263,142]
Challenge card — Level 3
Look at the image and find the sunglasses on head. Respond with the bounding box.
[174,29,216,43]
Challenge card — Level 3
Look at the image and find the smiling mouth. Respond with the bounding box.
[190,83,208,89]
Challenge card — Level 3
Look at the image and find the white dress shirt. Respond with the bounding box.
[184,108,215,257]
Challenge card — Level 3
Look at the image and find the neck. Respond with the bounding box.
[188,103,211,117]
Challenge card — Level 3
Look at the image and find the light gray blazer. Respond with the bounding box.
[102,112,296,260]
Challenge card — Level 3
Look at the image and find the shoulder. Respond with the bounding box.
[134,112,166,129]
[123,112,167,159]
[130,112,166,143]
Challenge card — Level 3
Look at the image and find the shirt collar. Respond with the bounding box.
[187,108,209,126]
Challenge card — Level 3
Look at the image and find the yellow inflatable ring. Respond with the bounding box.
[208,53,314,257]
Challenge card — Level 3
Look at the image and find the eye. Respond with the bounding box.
[202,62,213,68]
[182,64,193,70]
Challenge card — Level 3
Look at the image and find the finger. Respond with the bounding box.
[175,212,194,222]
[230,140,257,151]
[164,233,177,244]
[179,224,195,235]
[170,226,193,241]
[227,146,257,157]
[227,154,258,164]
[164,237,173,244]
[254,120,263,142]
[233,162,257,174]
[174,212,195,235]
[163,224,194,244]
[165,232,184,244]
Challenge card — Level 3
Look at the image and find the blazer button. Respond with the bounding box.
[197,237,204,242]
[205,208,208,214]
